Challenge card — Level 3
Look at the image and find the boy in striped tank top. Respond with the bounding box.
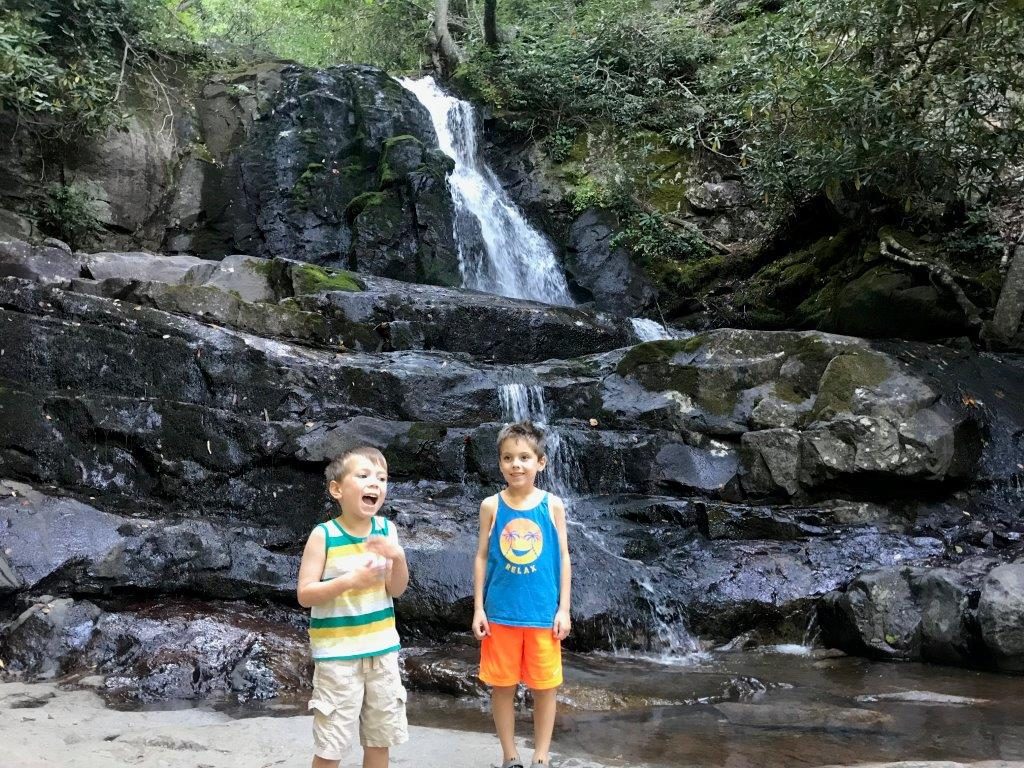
[297,447,409,768]
[473,422,572,768]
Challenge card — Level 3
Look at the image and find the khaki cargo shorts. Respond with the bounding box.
[308,652,408,760]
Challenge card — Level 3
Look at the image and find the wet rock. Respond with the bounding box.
[855,690,991,706]
[565,208,657,315]
[819,568,924,661]
[0,550,22,594]
[714,701,893,731]
[402,648,487,698]
[915,568,980,667]
[673,532,942,642]
[83,251,216,285]
[696,502,826,540]
[977,564,1024,673]
[0,598,103,678]
[0,238,82,285]
[304,273,632,361]
[82,601,310,703]
[0,491,298,601]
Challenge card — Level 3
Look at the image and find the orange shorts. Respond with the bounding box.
[479,623,563,690]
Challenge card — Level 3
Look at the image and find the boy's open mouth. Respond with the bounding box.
[362,493,379,504]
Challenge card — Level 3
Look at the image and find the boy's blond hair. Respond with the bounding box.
[496,421,547,459]
[324,446,388,484]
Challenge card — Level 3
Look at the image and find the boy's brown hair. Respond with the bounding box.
[324,446,388,484]
[496,421,547,459]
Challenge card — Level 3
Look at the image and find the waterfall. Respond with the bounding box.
[399,77,574,307]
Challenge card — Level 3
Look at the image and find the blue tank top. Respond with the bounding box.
[484,491,561,628]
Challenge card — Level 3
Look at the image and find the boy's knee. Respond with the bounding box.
[312,756,340,768]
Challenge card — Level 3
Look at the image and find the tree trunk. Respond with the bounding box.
[433,0,463,75]
[992,245,1024,345]
[484,0,499,47]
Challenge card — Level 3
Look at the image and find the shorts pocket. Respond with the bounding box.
[308,699,336,717]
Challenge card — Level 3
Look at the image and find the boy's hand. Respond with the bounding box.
[347,559,388,590]
[553,609,571,640]
[472,608,490,639]
[366,535,405,562]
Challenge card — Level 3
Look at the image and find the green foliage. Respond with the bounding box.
[0,0,200,140]
[612,210,710,268]
[37,184,103,249]
[459,3,713,141]
[697,0,1024,217]
[184,0,431,70]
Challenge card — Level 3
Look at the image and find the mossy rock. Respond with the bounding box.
[615,336,739,416]
[379,135,425,187]
[291,264,362,295]
[616,337,706,377]
[344,192,386,222]
[810,351,890,421]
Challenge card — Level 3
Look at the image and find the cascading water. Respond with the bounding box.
[399,77,574,306]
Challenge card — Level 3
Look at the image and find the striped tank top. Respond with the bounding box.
[484,492,561,629]
[308,516,401,661]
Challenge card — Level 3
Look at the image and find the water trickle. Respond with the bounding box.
[629,317,691,342]
[399,77,574,306]
[497,382,579,499]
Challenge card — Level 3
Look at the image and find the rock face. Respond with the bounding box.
[1,65,1023,699]
[0,65,462,288]
[181,66,461,285]
[820,562,1024,673]
[565,208,657,314]
[3,232,1020,689]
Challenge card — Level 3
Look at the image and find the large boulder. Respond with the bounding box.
[168,65,461,286]
[977,564,1024,672]
[0,238,82,285]
[602,331,981,498]
[565,208,657,315]
[819,568,924,661]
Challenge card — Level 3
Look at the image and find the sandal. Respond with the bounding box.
[499,759,524,768]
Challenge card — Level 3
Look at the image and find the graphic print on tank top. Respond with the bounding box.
[484,492,561,628]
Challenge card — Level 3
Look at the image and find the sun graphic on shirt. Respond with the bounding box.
[499,518,544,565]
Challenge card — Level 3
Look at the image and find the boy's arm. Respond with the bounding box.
[296,526,385,608]
[551,496,572,640]
[471,496,497,639]
[382,524,409,598]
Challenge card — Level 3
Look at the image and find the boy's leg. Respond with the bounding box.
[529,687,557,765]
[310,661,362,768]
[521,628,563,767]
[362,746,389,768]
[491,684,520,762]
[359,653,408,766]
[480,623,526,764]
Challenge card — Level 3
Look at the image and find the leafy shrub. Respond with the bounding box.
[37,184,103,250]
[697,0,1024,218]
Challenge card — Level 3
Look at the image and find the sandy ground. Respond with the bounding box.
[0,680,624,768]
[4,681,1024,768]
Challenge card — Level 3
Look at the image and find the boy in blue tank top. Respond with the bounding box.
[473,421,572,768]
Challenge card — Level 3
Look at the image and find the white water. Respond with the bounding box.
[630,317,691,342]
[399,77,574,306]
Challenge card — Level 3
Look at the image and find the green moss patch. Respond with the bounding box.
[810,351,890,420]
[291,264,362,295]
